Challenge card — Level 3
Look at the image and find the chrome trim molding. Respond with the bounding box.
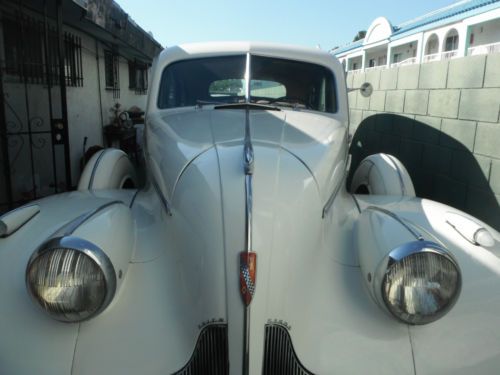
[241,55,256,373]
[129,189,141,208]
[26,235,117,323]
[88,149,107,190]
[244,52,251,102]
[385,154,406,196]
[322,169,347,218]
[386,240,458,267]
[351,194,361,213]
[242,100,254,375]
[366,206,423,241]
[56,200,123,237]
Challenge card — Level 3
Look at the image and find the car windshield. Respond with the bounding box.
[157,55,337,113]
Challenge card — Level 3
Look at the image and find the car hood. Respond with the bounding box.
[146,107,348,206]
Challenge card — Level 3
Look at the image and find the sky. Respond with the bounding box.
[115,0,459,51]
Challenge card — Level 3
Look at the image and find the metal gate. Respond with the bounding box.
[0,0,74,213]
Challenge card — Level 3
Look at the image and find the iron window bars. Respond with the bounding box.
[128,60,148,95]
[2,13,83,87]
[104,50,120,99]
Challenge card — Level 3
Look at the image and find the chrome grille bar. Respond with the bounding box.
[262,324,315,375]
[172,324,228,375]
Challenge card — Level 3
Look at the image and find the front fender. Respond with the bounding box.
[354,195,500,374]
[0,190,135,375]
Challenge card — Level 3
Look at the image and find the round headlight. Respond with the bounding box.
[381,241,461,325]
[26,236,116,323]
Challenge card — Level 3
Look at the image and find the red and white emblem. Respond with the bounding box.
[240,251,257,306]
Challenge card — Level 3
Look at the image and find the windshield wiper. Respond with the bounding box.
[196,100,223,108]
[214,102,281,111]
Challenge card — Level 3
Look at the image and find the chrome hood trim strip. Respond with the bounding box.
[242,101,254,375]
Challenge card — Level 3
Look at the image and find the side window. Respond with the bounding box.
[128,60,148,95]
[104,50,120,98]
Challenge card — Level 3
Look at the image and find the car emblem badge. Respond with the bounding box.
[240,251,257,306]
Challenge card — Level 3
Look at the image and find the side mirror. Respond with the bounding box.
[347,82,373,97]
[359,82,373,97]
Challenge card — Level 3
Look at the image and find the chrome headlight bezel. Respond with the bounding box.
[378,240,462,325]
[26,236,117,323]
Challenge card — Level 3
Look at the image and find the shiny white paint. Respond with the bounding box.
[0,204,40,237]
[0,191,135,374]
[1,42,500,375]
[354,196,500,375]
[78,149,136,191]
[72,203,135,292]
[350,153,416,196]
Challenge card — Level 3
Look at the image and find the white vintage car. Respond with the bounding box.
[1,42,500,375]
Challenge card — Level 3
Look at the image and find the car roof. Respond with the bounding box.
[157,41,339,70]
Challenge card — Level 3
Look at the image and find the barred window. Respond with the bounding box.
[63,33,83,87]
[128,60,148,94]
[2,14,83,87]
[104,50,120,98]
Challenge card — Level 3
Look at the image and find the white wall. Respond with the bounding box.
[347,56,362,70]
[1,21,150,201]
[390,42,417,63]
[469,18,500,46]
[365,50,387,67]
[66,28,148,185]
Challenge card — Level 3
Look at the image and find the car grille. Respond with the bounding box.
[262,323,315,375]
[172,324,229,375]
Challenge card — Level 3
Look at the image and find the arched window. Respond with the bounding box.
[444,29,459,51]
[425,34,439,55]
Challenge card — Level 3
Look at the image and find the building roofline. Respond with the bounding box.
[332,0,500,56]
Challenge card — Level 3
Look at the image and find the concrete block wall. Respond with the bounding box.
[347,54,500,230]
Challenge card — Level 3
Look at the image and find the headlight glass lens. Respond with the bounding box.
[382,249,460,325]
[26,239,114,323]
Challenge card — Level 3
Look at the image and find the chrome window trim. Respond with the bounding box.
[26,235,117,323]
[244,52,251,103]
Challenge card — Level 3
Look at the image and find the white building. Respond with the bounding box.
[333,0,500,71]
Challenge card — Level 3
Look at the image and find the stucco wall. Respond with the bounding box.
[347,54,500,230]
[1,23,149,207]
[66,29,148,185]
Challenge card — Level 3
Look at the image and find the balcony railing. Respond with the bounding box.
[442,50,458,60]
[390,57,417,68]
[468,41,500,56]
[423,53,441,63]
[364,65,387,71]
[423,50,459,63]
